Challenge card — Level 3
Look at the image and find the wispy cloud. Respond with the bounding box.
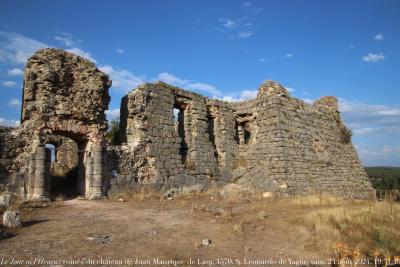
[355,143,400,166]
[215,89,257,102]
[254,8,263,14]
[217,4,262,38]
[237,31,252,38]
[105,108,120,121]
[339,98,400,136]
[284,53,293,58]
[66,48,97,63]
[53,32,80,47]
[157,72,221,96]
[362,53,384,63]
[8,98,21,107]
[349,44,356,49]
[7,68,23,76]
[0,31,47,65]
[116,48,125,54]
[219,18,237,29]
[2,81,17,88]
[0,118,20,127]
[100,65,145,92]
[259,57,267,63]
[374,33,384,41]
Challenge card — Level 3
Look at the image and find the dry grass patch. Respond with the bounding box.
[297,195,400,260]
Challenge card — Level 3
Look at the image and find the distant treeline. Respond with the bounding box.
[365,167,400,190]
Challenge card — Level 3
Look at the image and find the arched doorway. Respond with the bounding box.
[44,136,83,200]
[28,129,105,201]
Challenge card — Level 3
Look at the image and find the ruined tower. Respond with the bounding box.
[21,48,111,200]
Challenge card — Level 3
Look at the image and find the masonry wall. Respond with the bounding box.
[118,80,373,197]
[0,48,373,199]
[119,82,220,187]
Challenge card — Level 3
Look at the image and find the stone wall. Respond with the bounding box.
[0,48,373,199]
[22,48,111,143]
[117,80,373,198]
[1,48,112,200]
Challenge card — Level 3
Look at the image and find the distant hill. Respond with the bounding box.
[365,166,400,190]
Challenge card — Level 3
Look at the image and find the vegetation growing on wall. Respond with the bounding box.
[340,125,353,144]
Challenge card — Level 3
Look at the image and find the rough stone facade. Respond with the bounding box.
[1,48,111,200]
[117,81,372,198]
[0,48,373,200]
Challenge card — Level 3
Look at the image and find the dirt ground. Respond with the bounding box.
[0,195,338,267]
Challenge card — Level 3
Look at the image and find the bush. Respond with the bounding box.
[340,125,352,144]
[106,119,122,145]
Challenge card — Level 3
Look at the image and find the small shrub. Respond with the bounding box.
[340,126,352,144]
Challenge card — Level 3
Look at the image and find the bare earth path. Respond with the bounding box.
[0,197,324,267]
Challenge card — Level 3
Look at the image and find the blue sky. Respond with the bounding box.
[0,0,399,166]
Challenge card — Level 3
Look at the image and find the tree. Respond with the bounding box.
[106,119,122,145]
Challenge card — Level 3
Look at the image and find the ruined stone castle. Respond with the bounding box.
[0,48,373,200]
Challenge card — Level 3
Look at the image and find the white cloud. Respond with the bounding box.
[303,98,314,104]
[362,53,384,63]
[374,33,384,41]
[53,32,79,47]
[301,89,309,96]
[237,31,252,38]
[350,44,356,49]
[100,65,145,92]
[186,82,221,96]
[7,68,23,76]
[259,58,267,63]
[243,2,252,7]
[254,8,263,14]
[105,108,120,121]
[382,145,400,153]
[156,72,222,96]
[339,98,400,136]
[2,81,17,88]
[219,18,236,29]
[0,31,96,67]
[355,143,400,165]
[8,98,21,107]
[240,90,257,99]
[0,31,48,65]
[0,118,20,127]
[157,72,185,85]
[285,53,293,58]
[214,89,258,102]
[66,48,97,63]
[286,87,295,93]
[116,49,125,54]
